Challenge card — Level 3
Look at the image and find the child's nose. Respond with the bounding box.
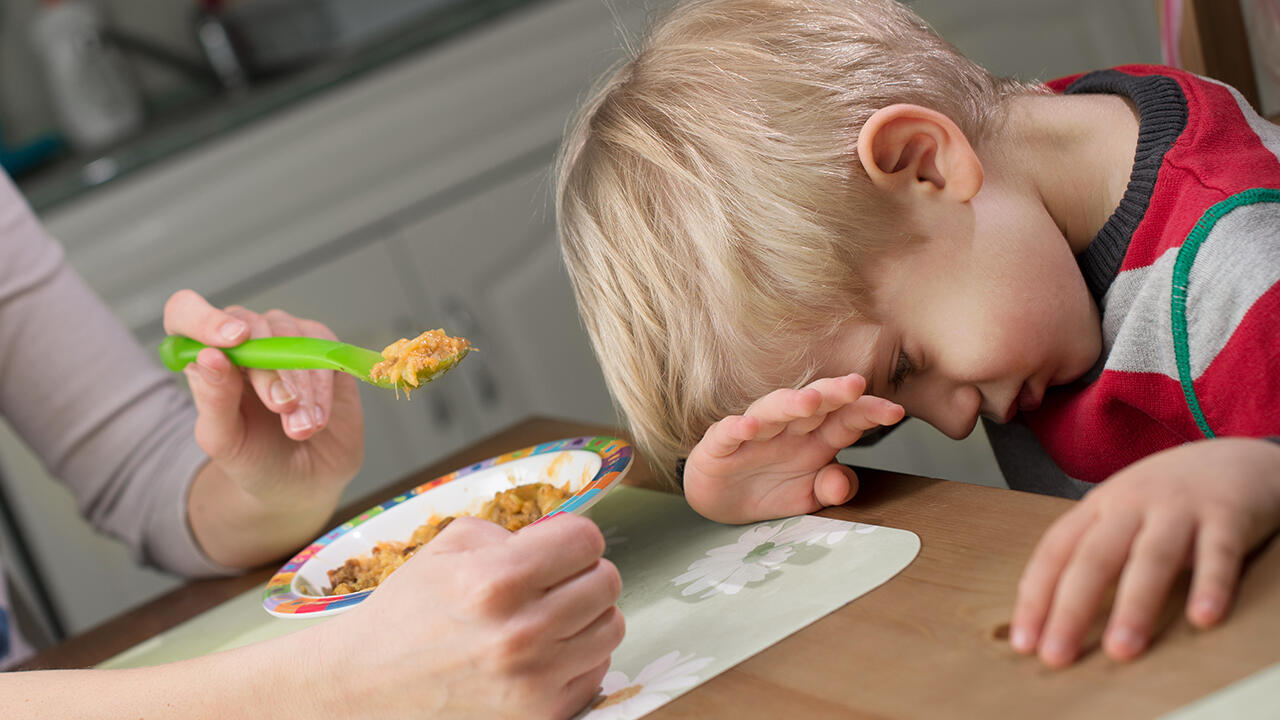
[925,382,983,439]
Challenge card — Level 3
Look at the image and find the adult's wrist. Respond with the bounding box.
[188,462,342,568]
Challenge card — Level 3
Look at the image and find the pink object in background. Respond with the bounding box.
[1161,0,1184,67]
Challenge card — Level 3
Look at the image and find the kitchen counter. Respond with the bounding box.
[16,0,549,213]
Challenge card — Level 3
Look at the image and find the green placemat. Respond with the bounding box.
[101,487,920,718]
[1157,662,1280,720]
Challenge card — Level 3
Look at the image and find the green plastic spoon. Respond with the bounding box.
[157,335,468,391]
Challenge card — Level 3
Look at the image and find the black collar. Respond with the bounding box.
[1064,69,1189,300]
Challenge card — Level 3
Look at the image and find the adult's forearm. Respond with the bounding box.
[186,462,342,569]
[1,631,331,718]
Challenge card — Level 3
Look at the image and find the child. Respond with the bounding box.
[556,0,1280,669]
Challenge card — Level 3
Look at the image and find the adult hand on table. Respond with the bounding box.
[319,513,625,719]
[162,289,364,567]
[0,515,622,719]
[683,373,905,524]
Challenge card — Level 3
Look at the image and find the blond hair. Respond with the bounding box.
[557,0,1035,485]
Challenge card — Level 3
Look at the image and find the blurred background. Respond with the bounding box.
[0,0,1271,654]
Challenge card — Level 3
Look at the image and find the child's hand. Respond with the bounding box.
[683,374,905,524]
[1010,437,1280,667]
[322,513,624,719]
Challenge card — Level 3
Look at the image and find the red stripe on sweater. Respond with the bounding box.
[1026,370,1198,483]
[1126,71,1280,271]
[1195,282,1280,436]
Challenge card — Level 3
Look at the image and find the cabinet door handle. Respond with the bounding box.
[427,393,453,428]
[441,297,500,408]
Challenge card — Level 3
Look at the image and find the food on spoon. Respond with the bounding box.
[325,482,571,595]
[369,329,471,393]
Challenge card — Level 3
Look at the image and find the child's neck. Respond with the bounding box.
[993,93,1140,255]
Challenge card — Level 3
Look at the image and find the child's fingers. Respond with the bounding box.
[813,463,859,507]
[783,374,869,435]
[697,415,762,459]
[1009,507,1095,655]
[742,375,872,438]
[1103,512,1194,661]
[1037,514,1141,668]
[749,388,823,439]
[815,394,905,449]
[805,373,866,397]
[1186,519,1245,628]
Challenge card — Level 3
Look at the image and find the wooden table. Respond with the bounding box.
[20,417,1280,717]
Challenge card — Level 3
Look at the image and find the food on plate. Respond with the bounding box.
[325,481,572,595]
[369,329,471,393]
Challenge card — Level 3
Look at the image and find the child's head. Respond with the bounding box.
[556,0,1048,482]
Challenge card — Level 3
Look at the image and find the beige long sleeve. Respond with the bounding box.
[0,172,231,579]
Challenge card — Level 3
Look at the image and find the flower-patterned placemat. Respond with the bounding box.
[1156,661,1280,720]
[577,486,919,717]
[100,487,920,718]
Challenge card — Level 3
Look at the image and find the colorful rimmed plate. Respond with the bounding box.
[263,435,633,618]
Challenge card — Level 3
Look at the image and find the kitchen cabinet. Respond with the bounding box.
[391,164,617,438]
[0,0,651,637]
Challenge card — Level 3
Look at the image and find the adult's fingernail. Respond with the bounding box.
[286,408,313,434]
[270,380,295,405]
[220,320,247,343]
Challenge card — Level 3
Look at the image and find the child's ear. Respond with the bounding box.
[857,104,983,203]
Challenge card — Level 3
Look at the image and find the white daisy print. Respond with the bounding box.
[600,525,629,556]
[581,651,715,720]
[672,516,852,599]
[770,514,855,546]
[672,523,796,599]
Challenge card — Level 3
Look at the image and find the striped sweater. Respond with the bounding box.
[985,65,1280,496]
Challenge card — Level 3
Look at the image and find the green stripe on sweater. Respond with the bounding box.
[1171,188,1280,438]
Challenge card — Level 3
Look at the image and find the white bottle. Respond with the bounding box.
[30,0,144,152]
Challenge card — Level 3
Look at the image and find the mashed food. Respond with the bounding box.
[369,329,470,392]
[325,482,571,595]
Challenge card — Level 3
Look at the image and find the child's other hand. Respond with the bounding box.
[683,373,905,524]
[1010,437,1280,668]
[322,513,624,719]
